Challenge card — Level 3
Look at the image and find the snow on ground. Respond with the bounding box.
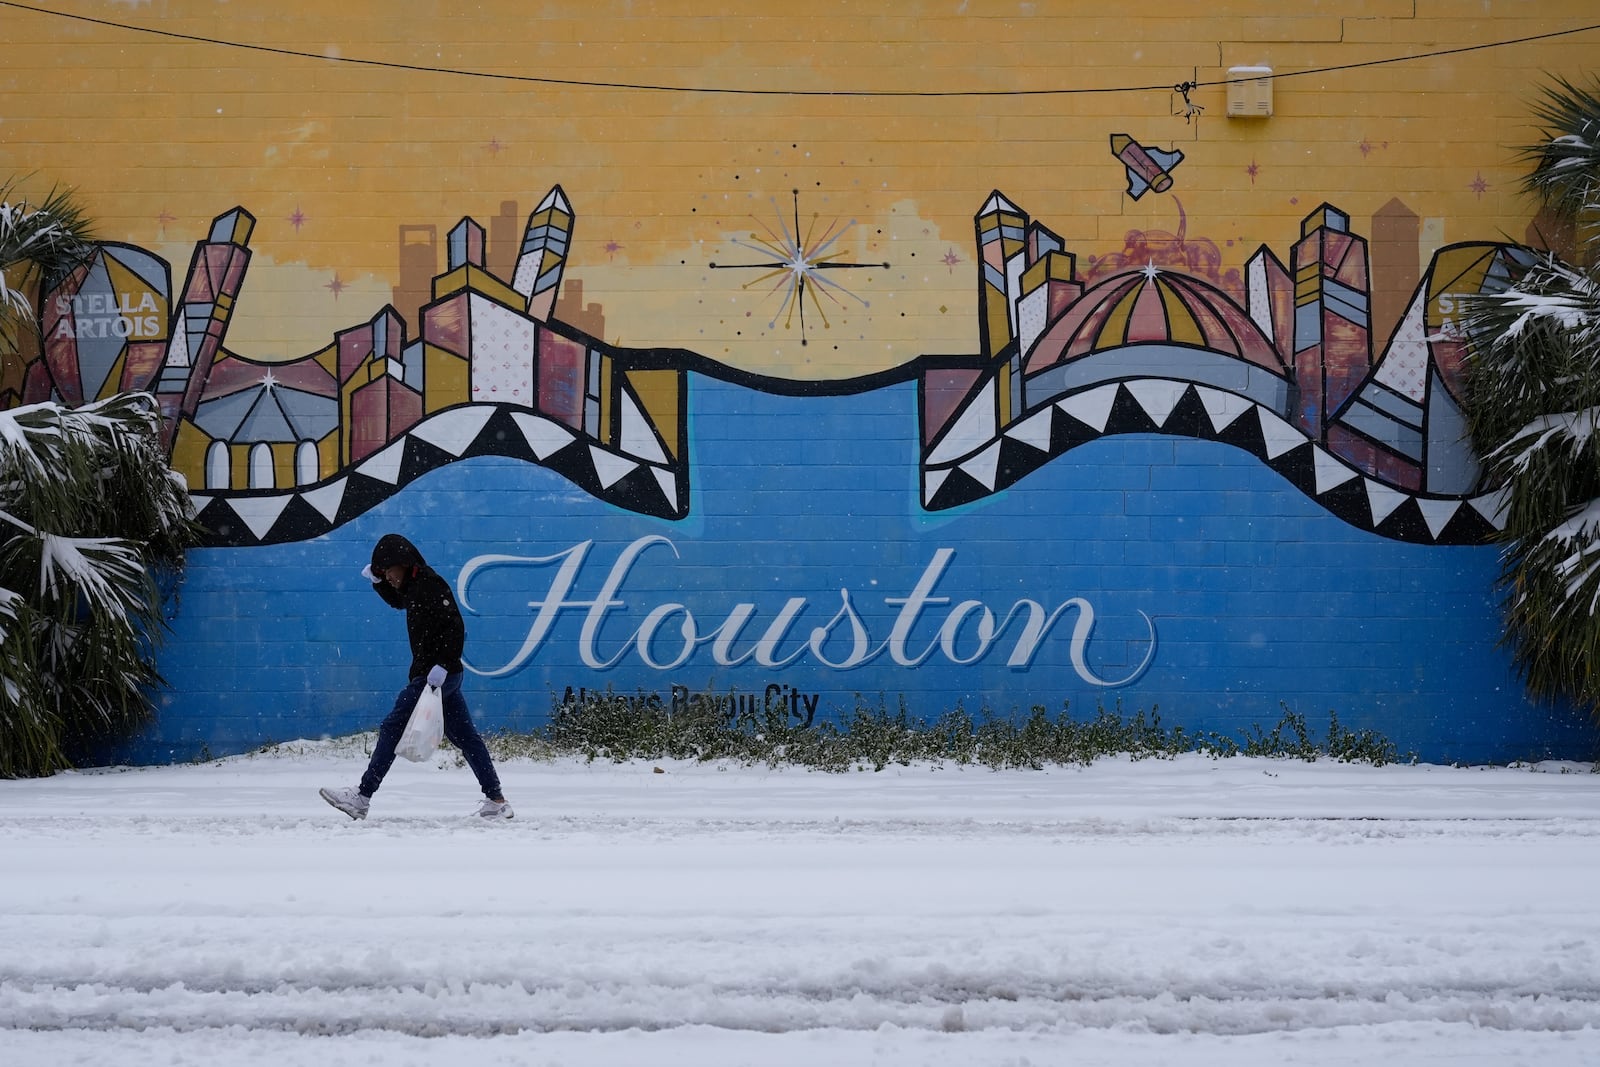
[4,743,1600,1066]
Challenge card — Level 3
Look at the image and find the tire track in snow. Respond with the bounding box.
[6,975,1600,1038]
[8,814,1600,844]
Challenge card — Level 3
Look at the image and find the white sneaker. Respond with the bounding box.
[320,786,369,820]
[476,798,513,820]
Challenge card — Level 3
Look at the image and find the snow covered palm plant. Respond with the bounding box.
[1519,77,1600,226]
[1463,75,1600,717]
[0,394,200,778]
[0,178,94,359]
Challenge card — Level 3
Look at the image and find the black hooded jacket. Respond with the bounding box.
[370,533,465,680]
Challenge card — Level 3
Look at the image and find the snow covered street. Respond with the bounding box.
[4,745,1600,1065]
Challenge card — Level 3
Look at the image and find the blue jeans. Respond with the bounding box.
[360,671,503,800]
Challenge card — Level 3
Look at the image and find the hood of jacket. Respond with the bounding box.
[371,533,426,572]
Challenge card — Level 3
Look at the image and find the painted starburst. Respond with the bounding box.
[709,190,888,346]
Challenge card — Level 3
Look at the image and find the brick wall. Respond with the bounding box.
[7,1,1600,764]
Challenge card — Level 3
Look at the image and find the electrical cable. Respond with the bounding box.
[1,1,1597,100]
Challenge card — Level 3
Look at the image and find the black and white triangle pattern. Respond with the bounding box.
[921,378,1508,546]
[191,403,687,547]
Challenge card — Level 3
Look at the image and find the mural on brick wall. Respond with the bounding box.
[13,169,1590,768]
[12,1,1600,770]
[13,184,1528,549]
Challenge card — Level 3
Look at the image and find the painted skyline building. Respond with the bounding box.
[19,187,687,545]
[15,185,1532,548]
[918,193,1530,542]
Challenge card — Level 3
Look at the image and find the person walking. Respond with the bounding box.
[319,533,513,820]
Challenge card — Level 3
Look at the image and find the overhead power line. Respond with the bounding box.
[2,1,1598,99]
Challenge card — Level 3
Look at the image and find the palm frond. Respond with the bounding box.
[0,177,95,357]
[0,177,95,281]
[37,534,148,620]
[1516,75,1600,233]
[0,584,21,642]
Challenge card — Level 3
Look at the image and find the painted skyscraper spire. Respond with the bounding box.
[975,191,1027,361]
[154,209,255,447]
[1290,205,1372,447]
[449,217,487,271]
[512,185,573,323]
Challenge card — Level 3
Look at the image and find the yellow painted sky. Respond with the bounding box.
[2,0,1596,376]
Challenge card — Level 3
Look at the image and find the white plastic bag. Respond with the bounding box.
[395,683,444,762]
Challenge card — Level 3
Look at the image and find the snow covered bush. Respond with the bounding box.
[533,690,1407,770]
[0,394,200,777]
[2,179,201,776]
[1463,76,1600,719]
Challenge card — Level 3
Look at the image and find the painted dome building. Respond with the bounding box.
[1022,264,1292,417]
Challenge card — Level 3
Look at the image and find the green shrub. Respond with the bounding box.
[498,688,1415,771]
